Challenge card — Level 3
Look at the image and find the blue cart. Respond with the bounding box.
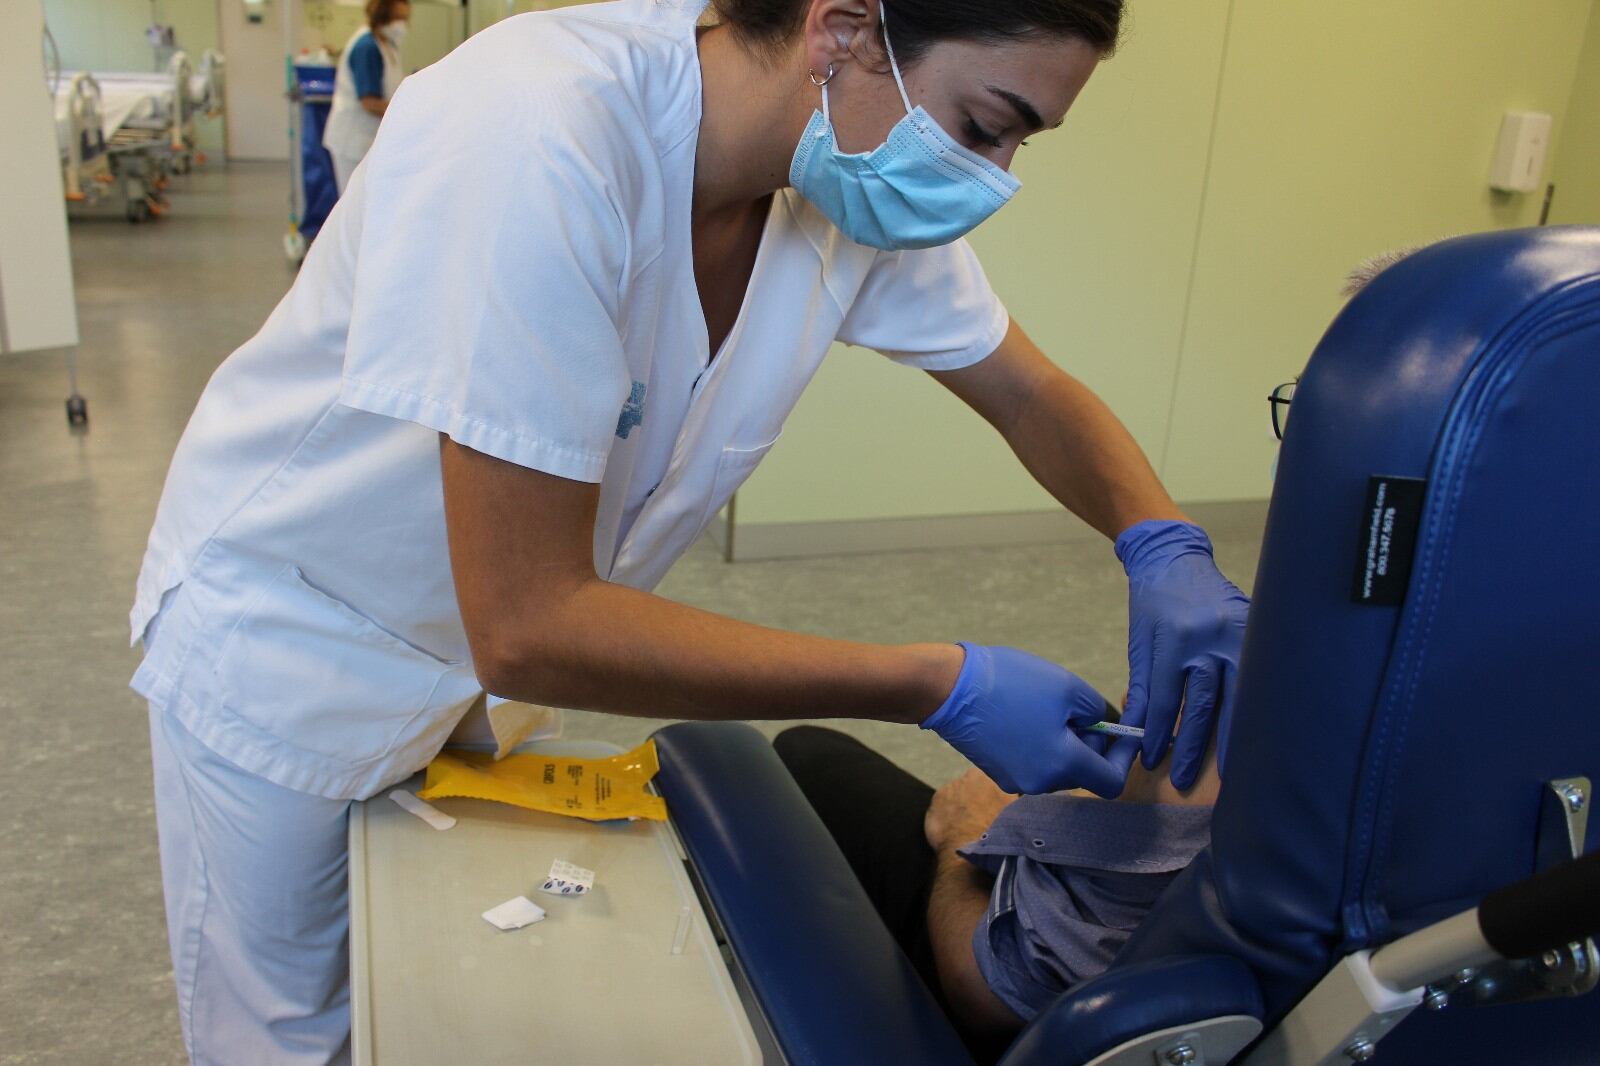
[285,62,337,263]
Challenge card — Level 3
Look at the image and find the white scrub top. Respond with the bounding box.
[130,0,1010,801]
[322,26,401,163]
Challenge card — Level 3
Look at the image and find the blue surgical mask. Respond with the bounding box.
[789,3,1022,250]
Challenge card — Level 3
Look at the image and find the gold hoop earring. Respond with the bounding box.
[808,64,836,87]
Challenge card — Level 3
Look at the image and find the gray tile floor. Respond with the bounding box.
[0,164,1264,1064]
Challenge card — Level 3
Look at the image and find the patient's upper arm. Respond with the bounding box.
[1073,744,1220,806]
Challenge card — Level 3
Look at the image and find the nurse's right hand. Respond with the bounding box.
[920,642,1138,798]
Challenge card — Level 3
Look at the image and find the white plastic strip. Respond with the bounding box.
[670,905,693,956]
[388,789,456,831]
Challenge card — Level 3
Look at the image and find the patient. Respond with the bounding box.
[774,715,1218,1061]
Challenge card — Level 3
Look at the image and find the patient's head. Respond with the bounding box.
[1341,236,1463,298]
[1342,246,1424,298]
[1273,240,1449,448]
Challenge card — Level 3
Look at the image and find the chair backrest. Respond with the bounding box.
[1112,227,1600,1059]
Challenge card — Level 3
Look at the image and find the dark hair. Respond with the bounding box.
[709,0,1123,64]
[366,0,408,31]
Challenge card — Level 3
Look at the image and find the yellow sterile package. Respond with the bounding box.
[417,739,668,822]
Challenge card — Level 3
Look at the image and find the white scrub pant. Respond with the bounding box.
[329,150,362,195]
[149,700,353,1064]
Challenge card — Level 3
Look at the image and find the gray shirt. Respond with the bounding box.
[958,795,1213,1020]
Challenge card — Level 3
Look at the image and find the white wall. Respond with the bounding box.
[2,0,79,355]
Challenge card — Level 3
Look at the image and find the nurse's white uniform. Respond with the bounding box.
[131,0,1009,1059]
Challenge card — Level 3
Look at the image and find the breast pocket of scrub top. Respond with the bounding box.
[699,434,782,535]
[212,565,470,766]
[612,434,782,589]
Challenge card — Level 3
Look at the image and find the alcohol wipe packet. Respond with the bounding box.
[417,739,668,822]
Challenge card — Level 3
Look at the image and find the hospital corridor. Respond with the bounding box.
[2,1,1599,1064]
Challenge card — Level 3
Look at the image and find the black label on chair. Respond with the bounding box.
[1351,475,1426,606]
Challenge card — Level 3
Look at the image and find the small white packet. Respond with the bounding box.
[482,896,547,931]
[540,859,595,897]
[389,789,456,831]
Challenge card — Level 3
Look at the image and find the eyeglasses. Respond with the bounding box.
[1268,381,1297,441]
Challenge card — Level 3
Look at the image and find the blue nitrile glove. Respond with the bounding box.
[1116,519,1251,790]
[921,642,1139,798]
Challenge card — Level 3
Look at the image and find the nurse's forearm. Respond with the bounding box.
[1007,367,1186,538]
[935,322,1184,539]
[478,578,961,724]
[440,437,962,724]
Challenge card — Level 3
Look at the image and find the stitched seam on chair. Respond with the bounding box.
[1371,303,1600,912]
[1376,305,1600,857]
[1341,277,1600,943]
[1350,285,1600,941]
[1358,299,1596,938]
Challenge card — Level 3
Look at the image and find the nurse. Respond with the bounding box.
[323,0,409,193]
[131,0,1249,1059]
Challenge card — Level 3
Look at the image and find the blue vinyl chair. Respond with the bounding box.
[652,226,1600,1065]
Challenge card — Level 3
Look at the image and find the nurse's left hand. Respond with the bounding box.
[1117,519,1251,790]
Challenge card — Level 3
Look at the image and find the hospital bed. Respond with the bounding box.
[187,50,226,126]
[354,226,1600,1063]
[54,50,221,222]
[53,72,109,207]
[75,52,196,159]
[51,66,164,223]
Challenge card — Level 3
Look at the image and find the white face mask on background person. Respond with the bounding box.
[382,20,408,47]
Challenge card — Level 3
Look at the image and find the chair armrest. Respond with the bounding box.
[998,955,1264,1066]
[653,721,973,1066]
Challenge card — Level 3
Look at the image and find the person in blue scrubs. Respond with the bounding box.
[323,0,410,193]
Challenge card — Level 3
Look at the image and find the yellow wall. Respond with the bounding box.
[1551,2,1600,225]
[1163,0,1593,500]
[739,0,1234,524]
[739,0,1599,528]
